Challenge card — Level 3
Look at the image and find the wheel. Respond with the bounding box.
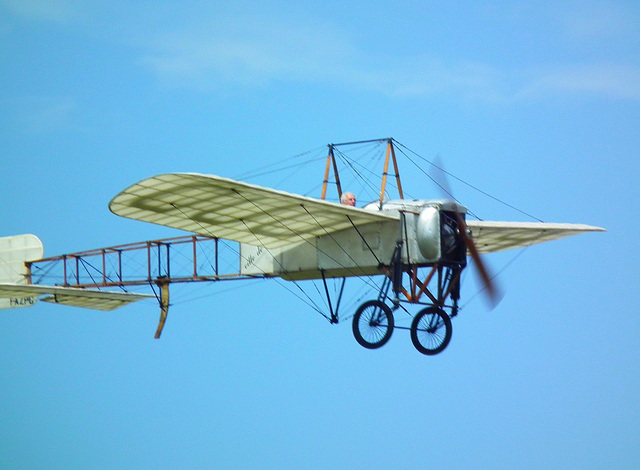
[352,300,394,349]
[410,307,452,355]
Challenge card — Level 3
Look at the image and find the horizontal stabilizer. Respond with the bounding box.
[0,283,152,311]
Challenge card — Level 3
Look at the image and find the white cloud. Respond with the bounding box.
[139,17,509,102]
[518,64,640,101]
[140,14,358,89]
[560,1,638,40]
[135,5,640,103]
[143,26,640,103]
[0,0,80,23]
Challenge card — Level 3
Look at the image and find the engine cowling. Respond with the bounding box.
[416,206,441,261]
[416,205,466,264]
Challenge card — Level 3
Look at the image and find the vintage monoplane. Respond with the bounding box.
[0,138,604,355]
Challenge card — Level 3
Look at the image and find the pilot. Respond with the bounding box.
[340,192,356,206]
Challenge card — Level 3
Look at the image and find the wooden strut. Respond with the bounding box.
[321,138,403,203]
[320,145,343,201]
[397,264,463,310]
[399,265,457,307]
[379,139,404,205]
[154,281,170,339]
[410,265,438,303]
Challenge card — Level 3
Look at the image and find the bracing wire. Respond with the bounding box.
[177,138,540,323]
[169,200,334,320]
[25,139,536,323]
[333,147,384,202]
[461,245,530,309]
[233,145,327,181]
[392,139,544,222]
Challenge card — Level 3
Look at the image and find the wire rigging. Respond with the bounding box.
[20,137,539,330]
[333,147,383,202]
[233,145,327,181]
[392,139,544,222]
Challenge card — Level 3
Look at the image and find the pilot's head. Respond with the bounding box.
[340,192,356,206]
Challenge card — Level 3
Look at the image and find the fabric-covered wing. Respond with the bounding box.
[0,283,152,311]
[466,221,605,254]
[109,173,398,249]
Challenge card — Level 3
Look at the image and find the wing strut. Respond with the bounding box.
[154,281,170,339]
[320,272,346,324]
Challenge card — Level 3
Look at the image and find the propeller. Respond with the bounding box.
[456,212,502,307]
[429,157,502,308]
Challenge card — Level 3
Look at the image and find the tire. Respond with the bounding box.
[352,300,394,349]
[410,307,452,355]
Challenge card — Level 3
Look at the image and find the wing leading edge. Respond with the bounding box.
[109,173,398,249]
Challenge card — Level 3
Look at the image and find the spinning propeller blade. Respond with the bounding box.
[456,212,502,307]
[429,157,502,308]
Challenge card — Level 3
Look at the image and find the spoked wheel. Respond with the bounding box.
[352,300,394,349]
[410,307,452,355]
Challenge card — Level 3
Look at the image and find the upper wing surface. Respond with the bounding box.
[466,220,605,254]
[109,173,398,249]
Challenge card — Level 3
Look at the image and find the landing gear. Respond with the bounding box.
[352,300,394,349]
[349,209,466,356]
[410,307,452,355]
[350,263,461,356]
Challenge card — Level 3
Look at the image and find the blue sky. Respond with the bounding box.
[1,1,639,468]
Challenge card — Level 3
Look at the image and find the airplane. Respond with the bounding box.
[0,138,604,355]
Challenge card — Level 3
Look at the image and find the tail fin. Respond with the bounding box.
[0,234,44,309]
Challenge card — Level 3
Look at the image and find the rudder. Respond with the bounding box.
[0,234,44,309]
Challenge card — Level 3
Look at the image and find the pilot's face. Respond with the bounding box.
[342,193,356,206]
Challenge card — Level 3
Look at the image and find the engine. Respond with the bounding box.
[415,203,467,266]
